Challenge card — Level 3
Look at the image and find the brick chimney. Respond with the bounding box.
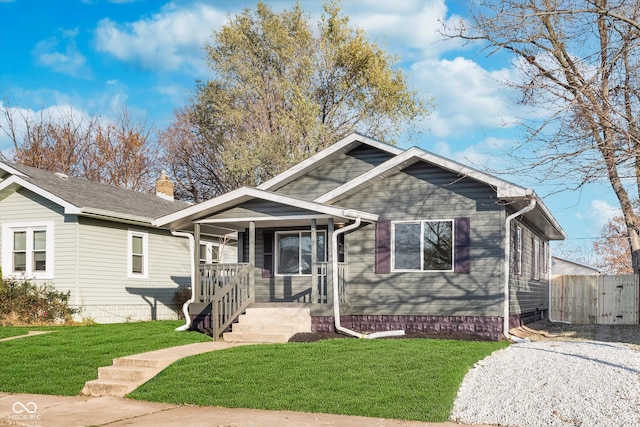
[155,171,174,201]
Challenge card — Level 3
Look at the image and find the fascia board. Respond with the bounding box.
[257,133,404,191]
[154,186,379,228]
[0,175,82,214]
[0,162,28,177]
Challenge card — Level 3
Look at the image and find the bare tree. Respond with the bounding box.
[593,214,634,274]
[450,0,640,266]
[1,103,160,193]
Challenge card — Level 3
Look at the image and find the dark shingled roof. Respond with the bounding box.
[2,163,190,222]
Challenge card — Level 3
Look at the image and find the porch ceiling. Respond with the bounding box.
[197,215,345,231]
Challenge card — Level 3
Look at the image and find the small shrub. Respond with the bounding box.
[0,276,78,325]
[173,286,192,319]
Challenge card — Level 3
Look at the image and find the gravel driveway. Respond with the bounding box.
[451,323,640,427]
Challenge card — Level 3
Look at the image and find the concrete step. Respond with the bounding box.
[243,307,311,322]
[223,331,293,343]
[231,322,303,334]
[81,379,137,397]
[113,357,164,369]
[97,366,157,382]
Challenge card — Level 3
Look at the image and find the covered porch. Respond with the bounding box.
[153,187,377,339]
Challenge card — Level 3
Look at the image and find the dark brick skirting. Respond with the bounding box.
[312,315,504,340]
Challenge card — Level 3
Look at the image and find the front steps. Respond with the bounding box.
[81,342,243,397]
[223,307,312,343]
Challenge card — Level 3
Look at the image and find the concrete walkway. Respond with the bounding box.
[0,392,489,427]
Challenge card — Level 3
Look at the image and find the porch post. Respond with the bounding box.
[327,218,334,304]
[249,221,255,287]
[311,219,318,303]
[193,222,201,302]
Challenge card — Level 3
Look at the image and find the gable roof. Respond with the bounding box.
[0,162,189,225]
[257,133,403,192]
[153,186,378,231]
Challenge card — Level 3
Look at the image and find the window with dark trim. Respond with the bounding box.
[275,231,326,275]
[392,220,453,271]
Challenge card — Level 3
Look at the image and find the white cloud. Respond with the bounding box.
[32,30,90,78]
[94,3,226,73]
[414,56,519,138]
[588,199,621,230]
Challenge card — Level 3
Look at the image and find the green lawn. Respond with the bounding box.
[0,321,211,395]
[129,338,508,422]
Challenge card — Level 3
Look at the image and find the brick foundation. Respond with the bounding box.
[312,315,512,340]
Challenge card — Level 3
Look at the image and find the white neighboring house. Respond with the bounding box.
[551,256,604,277]
[0,162,236,323]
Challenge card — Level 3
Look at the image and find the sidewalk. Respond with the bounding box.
[0,392,485,427]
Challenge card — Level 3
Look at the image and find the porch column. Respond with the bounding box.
[311,219,318,303]
[327,218,334,304]
[193,222,201,302]
[249,221,255,288]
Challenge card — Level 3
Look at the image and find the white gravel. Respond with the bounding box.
[451,340,640,427]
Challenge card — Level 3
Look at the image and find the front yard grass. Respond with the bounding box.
[129,338,508,422]
[0,321,211,395]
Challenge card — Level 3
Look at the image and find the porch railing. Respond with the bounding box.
[199,263,254,340]
[313,262,348,304]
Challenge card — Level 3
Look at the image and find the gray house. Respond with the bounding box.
[0,162,235,323]
[156,133,566,341]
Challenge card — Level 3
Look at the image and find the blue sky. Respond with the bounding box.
[0,0,619,261]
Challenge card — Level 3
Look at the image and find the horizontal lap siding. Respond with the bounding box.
[510,219,549,315]
[338,163,505,317]
[276,145,394,199]
[0,188,77,293]
[76,218,190,314]
[212,200,319,220]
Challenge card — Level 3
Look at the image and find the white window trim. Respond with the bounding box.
[127,230,148,279]
[533,237,540,280]
[275,230,327,276]
[391,219,454,273]
[1,221,54,280]
[199,240,221,264]
[515,226,522,276]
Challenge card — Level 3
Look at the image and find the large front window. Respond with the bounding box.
[276,231,326,275]
[2,222,53,279]
[392,220,453,271]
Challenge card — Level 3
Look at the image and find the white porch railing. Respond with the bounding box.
[313,262,348,304]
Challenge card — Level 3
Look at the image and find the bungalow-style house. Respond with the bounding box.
[0,162,235,323]
[155,133,566,341]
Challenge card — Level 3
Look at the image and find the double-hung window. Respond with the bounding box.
[2,222,53,279]
[199,242,220,264]
[514,226,523,275]
[128,231,148,278]
[392,220,453,271]
[275,231,326,275]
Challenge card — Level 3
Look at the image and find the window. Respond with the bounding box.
[515,226,522,275]
[128,231,148,278]
[392,220,453,271]
[532,237,540,280]
[2,222,53,279]
[275,231,326,275]
[199,242,220,264]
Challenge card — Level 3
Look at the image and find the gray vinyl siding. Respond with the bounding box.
[276,145,395,200]
[0,188,78,293]
[336,162,506,317]
[211,200,321,220]
[76,217,190,308]
[509,218,549,315]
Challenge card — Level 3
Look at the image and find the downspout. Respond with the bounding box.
[547,246,571,324]
[504,198,536,343]
[172,231,196,331]
[332,215,405,339]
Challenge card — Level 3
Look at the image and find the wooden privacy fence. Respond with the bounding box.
[551,275,639,324]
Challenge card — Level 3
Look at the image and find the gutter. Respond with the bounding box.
[171,231,196,331]
[332,214,405,339]
[503,198,536,343]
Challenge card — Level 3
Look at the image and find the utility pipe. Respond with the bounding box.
[503,198,536,343]
[172,231,196,331]
[332,216,405,339]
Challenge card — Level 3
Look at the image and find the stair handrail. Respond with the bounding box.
[212,263,255,340]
